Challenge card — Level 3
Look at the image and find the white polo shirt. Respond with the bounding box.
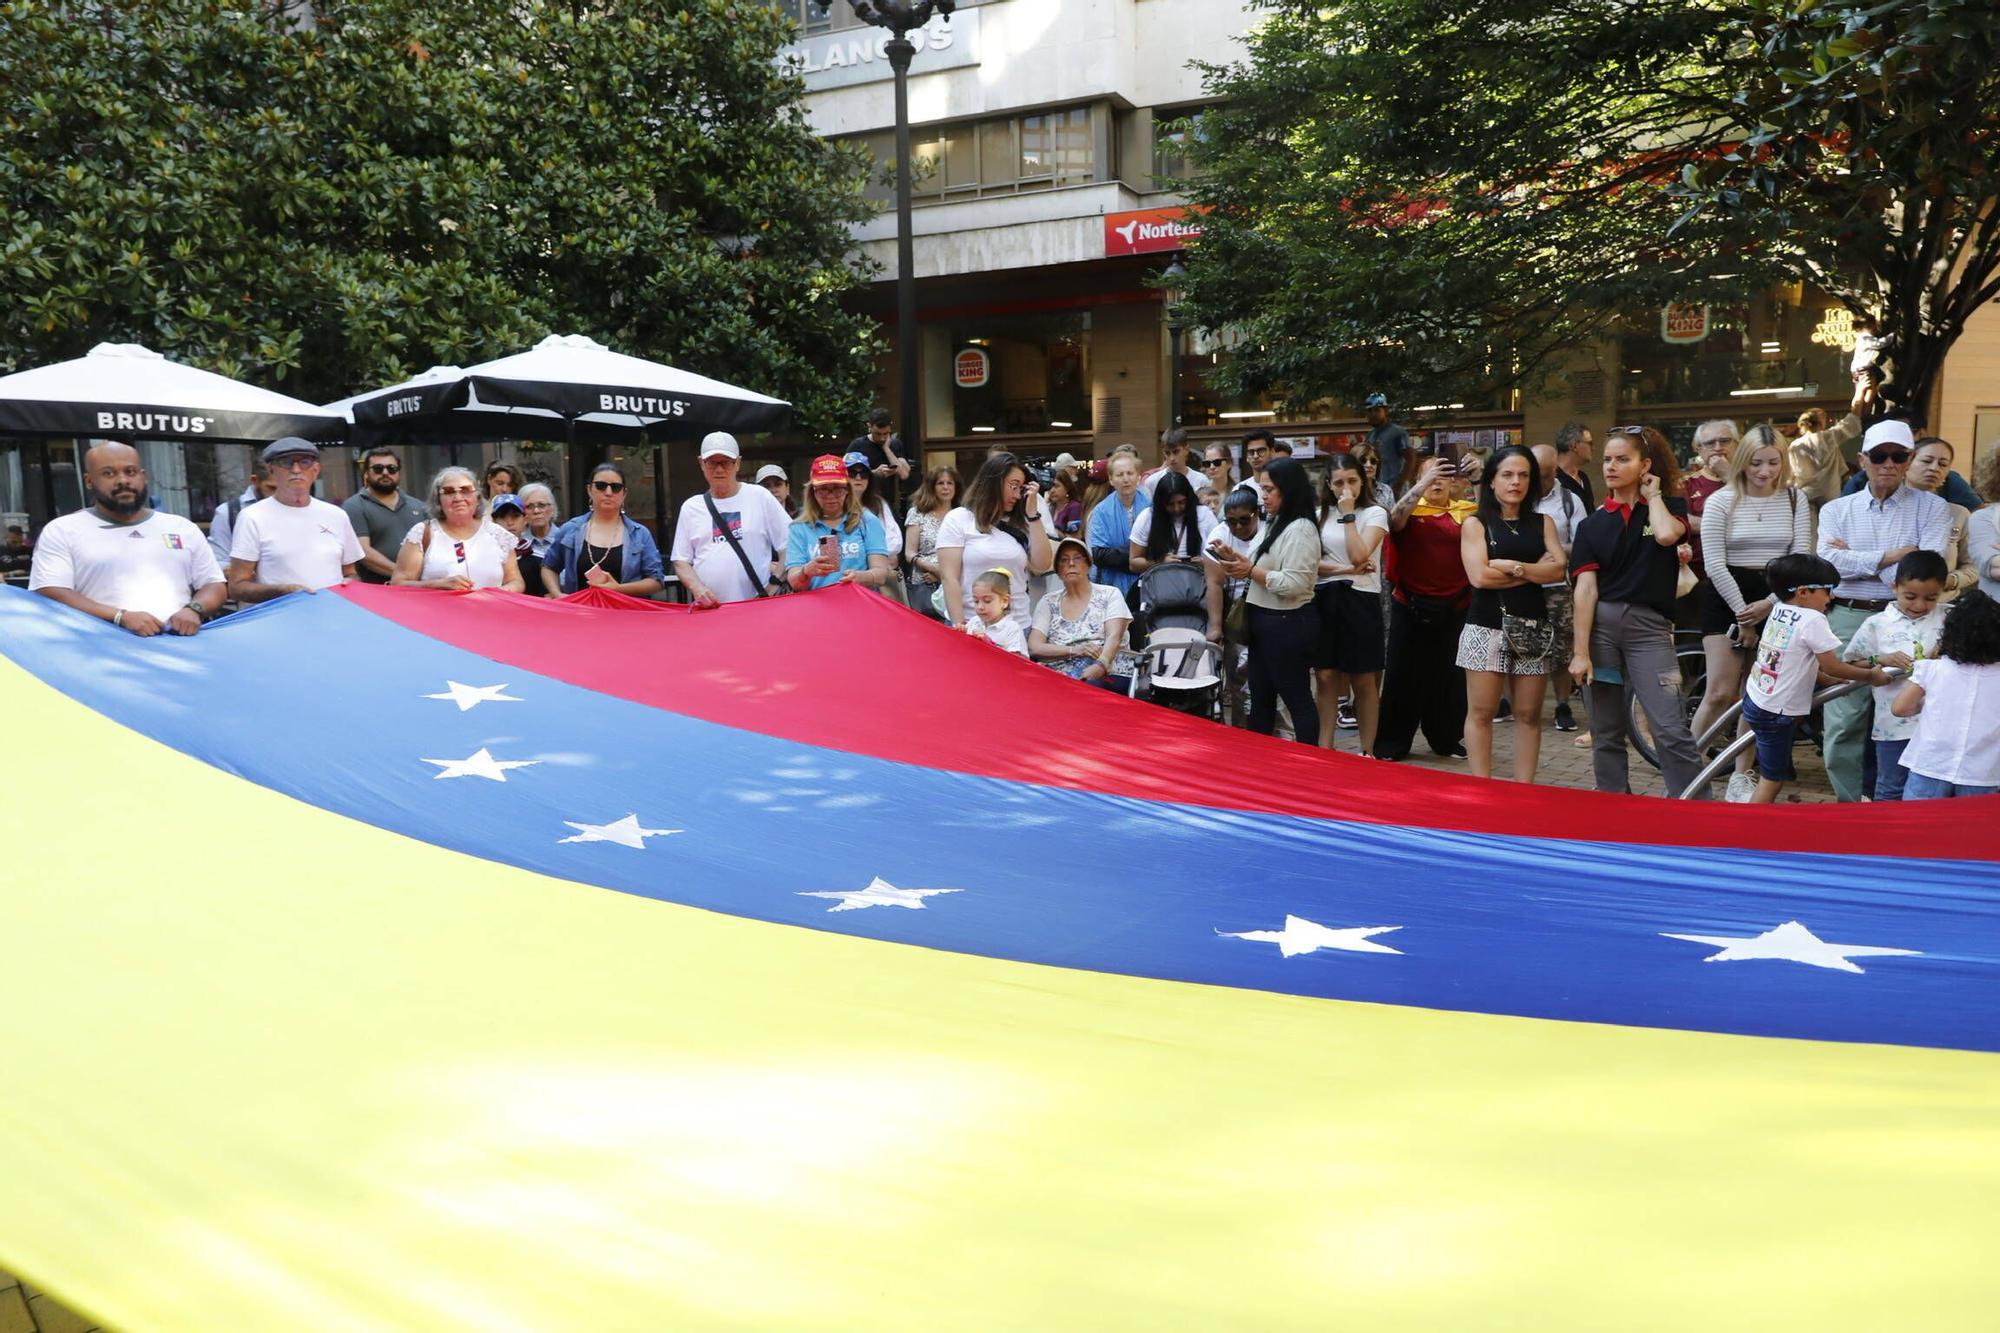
[230,496,362,590]
[29,509,224,619]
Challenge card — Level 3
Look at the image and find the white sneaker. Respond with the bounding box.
[1725,771,1758,803]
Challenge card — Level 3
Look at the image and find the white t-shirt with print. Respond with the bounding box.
[1843,604,1947,742]
[1317,506,1390,594]
[1204,517,1263,602]
[29,509,224,619]
[1745,603,1839,717]
[935,506,1032,630]
[230,496,362,590]
[1129,504,1219,560]
[670,484,791,604]
[400,519,517,589]
[1901,657,2000,787]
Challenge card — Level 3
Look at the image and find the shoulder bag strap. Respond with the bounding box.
[705,493,768,598]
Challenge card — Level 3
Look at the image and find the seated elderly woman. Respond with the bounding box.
[392,465,525,592]
[1029,536,1138,692]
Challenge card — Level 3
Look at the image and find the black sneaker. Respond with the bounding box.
[1495,698,1513,722]
[1439,743,1468,759]
[1337,703,1358,730]
[1553,702,1577,732]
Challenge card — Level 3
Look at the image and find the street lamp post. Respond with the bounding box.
[1161,253,1188,430]
[813,0,955,468]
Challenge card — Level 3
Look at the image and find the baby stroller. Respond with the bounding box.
[1127,562,1224,719]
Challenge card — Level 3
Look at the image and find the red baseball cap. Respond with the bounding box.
[808,454,848,487]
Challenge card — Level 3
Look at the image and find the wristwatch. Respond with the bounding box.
[1336,514,1356,524]
[183,601,206,622]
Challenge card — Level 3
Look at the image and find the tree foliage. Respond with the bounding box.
[0,0,881,436]
[1179,0,2000,415]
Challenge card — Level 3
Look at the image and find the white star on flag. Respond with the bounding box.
[421,748,540,782]
[799,878,959,913]
[1217,914,1404,958]
[559,814,680,849]
[424,681,522,711]
[1662,919,1922,974]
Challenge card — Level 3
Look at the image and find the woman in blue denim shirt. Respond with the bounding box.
[540,462,666,597]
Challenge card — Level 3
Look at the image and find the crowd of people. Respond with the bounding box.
[21,388,2000,803]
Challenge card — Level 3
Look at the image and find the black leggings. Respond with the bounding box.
[1374,595,1467,759]
[1247,604,1320,742]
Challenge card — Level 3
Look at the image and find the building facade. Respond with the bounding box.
[774,0,2000,484]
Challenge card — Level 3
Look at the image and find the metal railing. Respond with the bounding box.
[1676,677,1876,800]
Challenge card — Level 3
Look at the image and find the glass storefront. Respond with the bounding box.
[923,313,1091,438]
[1616,285,1852,409]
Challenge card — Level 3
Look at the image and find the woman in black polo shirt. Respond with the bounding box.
[1568,426,1707,796]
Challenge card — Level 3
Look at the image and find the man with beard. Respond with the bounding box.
[228,438,361,602]
[342,446,429,583]
[30,441,225,635]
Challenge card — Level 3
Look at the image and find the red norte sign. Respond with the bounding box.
[1103,207,1205,257]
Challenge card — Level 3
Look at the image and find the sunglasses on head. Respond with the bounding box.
[1865,449,1911,464]
[592,479,625,493]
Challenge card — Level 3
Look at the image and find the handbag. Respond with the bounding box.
[1224,594,1251,645]
[705,494,770,598]
[1501,608,1555,660]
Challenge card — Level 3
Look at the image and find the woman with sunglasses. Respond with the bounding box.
[1209,459,1323,742]
[1568,426,1704,795]
[392,466,525,592]
[542,461,665,597]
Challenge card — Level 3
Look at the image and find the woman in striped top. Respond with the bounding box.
[1693,425,1812,796]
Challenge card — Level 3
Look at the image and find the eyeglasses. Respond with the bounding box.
[439,485,478,497]
[366,463,400,474]
[592,480,626,493]
[522,501,553,512]
[1865,450,1911,465]
[272,457,317,470]
[1225,514,1258,526]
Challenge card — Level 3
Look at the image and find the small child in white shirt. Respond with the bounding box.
[1890,587,2000,799]
[1742,554,1890,803]
[1840,550,1947,800]
[965,568,1029,657]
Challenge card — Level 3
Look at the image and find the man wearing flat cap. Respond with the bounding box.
[227,438,360,602]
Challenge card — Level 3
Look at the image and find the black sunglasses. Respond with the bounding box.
[1865,449,1911,464]
[1201,458,1229,468]
[365,462,400,473]
[591,480,626,493]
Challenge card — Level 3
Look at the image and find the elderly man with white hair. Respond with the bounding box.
[1814,417,1954,801]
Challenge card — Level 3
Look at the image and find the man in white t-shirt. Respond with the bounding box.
[30,441,226,635]
[669,432,791,606]
[1139,429,1196,498]
[1533,444,1586,732]
[227,438,361,602]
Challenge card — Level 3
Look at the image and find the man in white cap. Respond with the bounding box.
[1814,416,1952,801]
[754,463,792,515]
[227,438,360,602]
[30,441,225,635]
[669,432,791,606]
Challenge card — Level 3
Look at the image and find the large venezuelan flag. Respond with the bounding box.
[1,582,1996,1329]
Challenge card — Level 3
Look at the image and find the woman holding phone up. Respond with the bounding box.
[785,454,894,592]
[1568,426,1706,796]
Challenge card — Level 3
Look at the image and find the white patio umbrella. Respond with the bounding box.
[332,334,791,446]
[0,343,344,442]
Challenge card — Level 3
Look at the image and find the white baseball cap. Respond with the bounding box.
[754,463,788,485]
[1861,419,1915,455]
[699,431,740,460]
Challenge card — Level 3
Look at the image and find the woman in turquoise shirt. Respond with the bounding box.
[785,454,894,593]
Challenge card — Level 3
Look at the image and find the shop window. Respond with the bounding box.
[1616,287,1852,409]
[925,313,1092,438]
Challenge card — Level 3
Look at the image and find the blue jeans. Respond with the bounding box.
[1903,771,2000,800]
[1873,738,1911,801]
[1740,695,1799,783]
